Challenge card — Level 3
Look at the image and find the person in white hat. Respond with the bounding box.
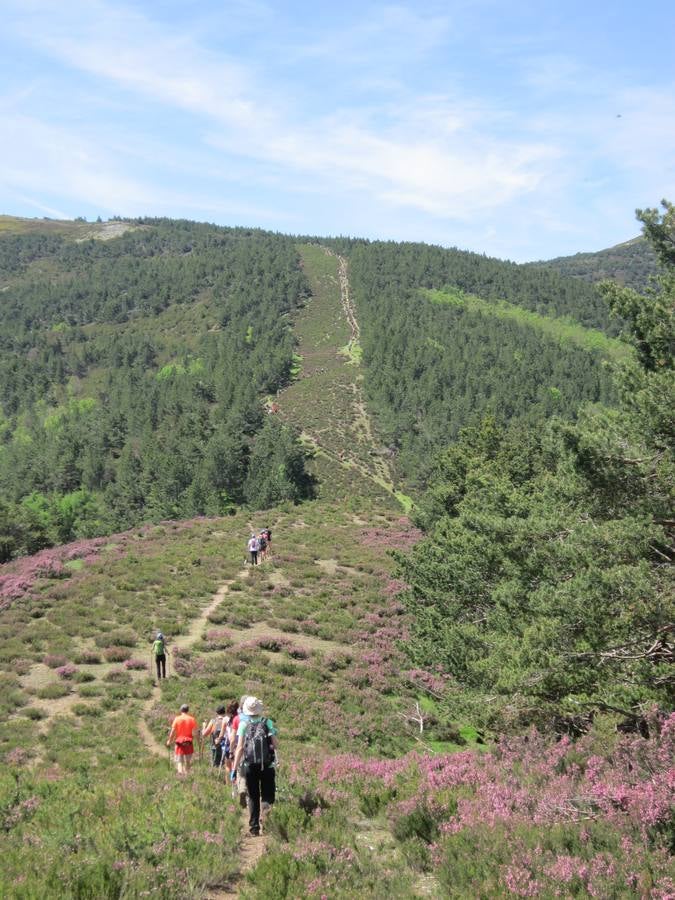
[231,697,278,836]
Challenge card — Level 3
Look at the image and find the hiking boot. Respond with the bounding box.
[249,828,260,837]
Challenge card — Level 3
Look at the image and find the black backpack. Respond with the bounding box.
[211,715,225,747]
[243,719,274,768]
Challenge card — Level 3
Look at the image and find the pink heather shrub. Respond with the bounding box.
[74,650,101,664]
[382,578,406,597]
[313,712,675,897]
[203,628,233,650]
[360,519,422,551]
[43,654,68,669]
[12,658,32,676]
[0,530,132,608]
[55,664,78,680]
[104,646,131,663]
[173,655,206,677]
[103,668,130,683]
[404,668,452,697]
[123,658,148,670]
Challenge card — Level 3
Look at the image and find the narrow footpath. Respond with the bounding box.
[138,565,265,898]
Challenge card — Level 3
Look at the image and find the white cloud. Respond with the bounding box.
[4,0,561,220]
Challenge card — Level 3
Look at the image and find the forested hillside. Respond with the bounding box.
[339,240,625,482]
[398,200,674,730]
[531,235,658,291]
[0,220,313,559]
[0,207,672,898]
[1,217,635,557]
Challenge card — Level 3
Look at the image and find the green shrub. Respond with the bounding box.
[392,805,438,845]
[103,669,131,684]
[78,685,104,697]
[265,803,312,843]
[95,628,137,648]
[23,707,46,720]
[400,836,433,872]
[36,682,70,699]
[358,785,396,818]
[72,703,103,717]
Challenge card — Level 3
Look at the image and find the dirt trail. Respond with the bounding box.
[138,566,251,757]
[317,249,396,493]
[208,807,267,898]
[139,562,273,898]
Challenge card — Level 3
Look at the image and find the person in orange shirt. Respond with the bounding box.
[166,703,199,776]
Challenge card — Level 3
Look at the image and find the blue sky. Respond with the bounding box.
[1,0,674,261]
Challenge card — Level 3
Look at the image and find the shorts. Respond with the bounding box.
[175,740,194,756]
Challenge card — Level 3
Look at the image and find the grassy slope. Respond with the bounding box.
[0,243,438,897]
[277,245,401,510]
[1,223,669,898]
[425,287,632,361]
[0,214,137,241]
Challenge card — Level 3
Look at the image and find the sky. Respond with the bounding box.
[1,0,674,261]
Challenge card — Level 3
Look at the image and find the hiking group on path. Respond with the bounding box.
[153,529,278,838]
[247,527,271,566]
[165,697,278,837]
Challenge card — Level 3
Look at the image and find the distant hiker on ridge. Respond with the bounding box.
[152,631,167,680]
[247,533,259,565]
[167,703,199,777]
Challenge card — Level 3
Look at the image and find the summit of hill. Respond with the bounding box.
[529,234,658,292]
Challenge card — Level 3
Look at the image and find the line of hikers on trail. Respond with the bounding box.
[152,529,278,836]
[150,528,273,680]
[166,697,278,837]
[247,526,271,565]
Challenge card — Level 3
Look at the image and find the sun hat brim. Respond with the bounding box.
[243,697,264,716]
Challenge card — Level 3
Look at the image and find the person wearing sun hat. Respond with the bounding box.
[231,697,278,836]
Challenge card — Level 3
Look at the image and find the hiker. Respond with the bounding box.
[231,697,278,836]
[247,533,259,565]
[167,703,199,776]
[229,695,250,808]
[152,631,167,680]
[258,530,267,562]
[263,526,272,555]
[222,699,239,779]
[202,705,227,770]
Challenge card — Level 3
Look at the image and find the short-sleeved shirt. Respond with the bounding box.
[237,716,277,738]
[248,538,259,552]
[152,639,165,657]
[171,713,197,743]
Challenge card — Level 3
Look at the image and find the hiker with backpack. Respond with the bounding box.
[202,705,228,770]
[152,632,167,680]
[258,530,268,562]
[221,699,239,779]
[262,527,272,556]
[231,697,278,836]
[229,695,251,807]
[247,533,259,565]
[167,703,199,776]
